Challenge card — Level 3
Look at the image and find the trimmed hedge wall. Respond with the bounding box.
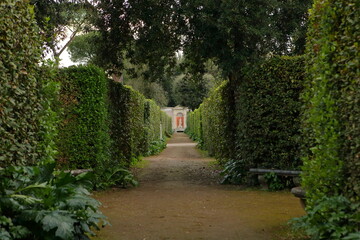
[0,0,55,167]
[201,81,234,163]
[187,56,304,182]
[235,56,304,171]
[109,81,146,165]
[109,81,172,166]
[302,0,360,206]
[57,67,172,170]
[57,66,111,170]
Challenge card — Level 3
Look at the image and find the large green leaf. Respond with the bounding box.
[41,211,76,239]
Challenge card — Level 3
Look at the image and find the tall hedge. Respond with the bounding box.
[302,0,360,206]
[144,100,162,151]
[235,56,304,171]
[109,81,171,165]
[187,56,305,182]
[187,108,202,143]
[0,0,52,167]
[201,81,234,163]
[57,66,111,170]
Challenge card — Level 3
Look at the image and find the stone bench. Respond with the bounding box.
[249,168,306,208]
[249,168,302,187]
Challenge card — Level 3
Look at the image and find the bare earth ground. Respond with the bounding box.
[94,133,305,240]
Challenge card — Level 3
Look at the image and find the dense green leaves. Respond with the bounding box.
[187,57,305,184]
[109,82,172,166]
[301,0,360,208]
[0,163,107,240]
[0,0,54,167]
[292,196,360,240]
[235,56,304,172]
[56,66,111,170]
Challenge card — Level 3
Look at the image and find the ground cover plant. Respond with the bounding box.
[0,162,108,240]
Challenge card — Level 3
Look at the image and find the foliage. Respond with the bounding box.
[96,0,311,83]
[144,140,167,157]
[235,56,304,173]
[0,162,108,240]
[301,0,360,208]
[56,66,111,171]
[67,32,103,65]
[173,74,209,110]
[201,81,235,163]
[262,172,294,191]
[94,166,138,190]
[188,57,304,184]
[0,0,50,167]
[31,0,96,59]
[108,81,146,166]
[220,159,247,185]
[108,81,172,167]
[292,196,360,240]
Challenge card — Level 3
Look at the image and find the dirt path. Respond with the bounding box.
[94,133,305,240]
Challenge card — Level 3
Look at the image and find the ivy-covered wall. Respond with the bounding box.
[302,0,360,206]
[0,0,55,167]
[57,66,111,170]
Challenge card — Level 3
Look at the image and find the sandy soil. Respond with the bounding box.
[94,133,305,240]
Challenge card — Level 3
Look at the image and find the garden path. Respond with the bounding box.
[94,133,304,240]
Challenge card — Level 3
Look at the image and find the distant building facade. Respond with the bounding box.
[161,106,190,132]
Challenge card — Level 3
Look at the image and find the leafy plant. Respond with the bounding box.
[95,166,138,190]
[263,172,285,191]
[144,140,167,156]
[0,163,108,240]
[292,195,360,240]
[221,159,247,185]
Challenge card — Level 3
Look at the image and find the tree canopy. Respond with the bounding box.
[96,0,311,81]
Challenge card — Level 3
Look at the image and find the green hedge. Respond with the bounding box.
[186,108,202,143]
[187,56,305,183]
[109,82,146,166]
[201,81,234,163]
[0,0,55,167]
[302,0,360,207]
[109,81,172,165]
[235,56,304,171]
[57,66,111,170]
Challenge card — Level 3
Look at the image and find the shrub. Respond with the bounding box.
[108,81,171,165]
[201,81,234,163]
[108,81,146,166]
[0,0,51,167]
[292,195,360,240]
[221,57,304,184]
[301,0,360,207]
[235,56,304,172]
[56,66,111,171]
[0,162,108,240]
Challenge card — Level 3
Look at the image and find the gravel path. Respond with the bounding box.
[94,133,304,240]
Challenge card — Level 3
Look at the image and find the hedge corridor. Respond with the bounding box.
[56,66,172,174]
[187,56,305,183]
[187,0,359,236]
